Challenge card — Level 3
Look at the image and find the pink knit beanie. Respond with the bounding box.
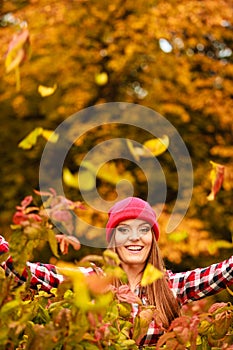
[106,197,160,242]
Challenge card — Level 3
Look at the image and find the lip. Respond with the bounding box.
[124,245,144,253]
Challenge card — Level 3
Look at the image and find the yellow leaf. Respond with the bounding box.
[226,286,233,297]
[143,135,169,157]
[141,263,163,287]
[38,84,57,97]
[18,127,43,149]
[97,162,134,185]
[41,130,59,143]
[18,127,58,149]
[57,262,91,309]
[63,168,79,189]
[63,168,95,191]
[95,72,108,86]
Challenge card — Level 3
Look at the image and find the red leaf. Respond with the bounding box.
[207,161,225,201]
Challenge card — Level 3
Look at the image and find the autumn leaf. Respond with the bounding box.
[143,135,169,157]
[95,72,108,86]
[85,274,113,294]
[126,136,169,160]
[5,29,30,74]
[207,161,225,201]
[18,128,59,149]
[38,84,57,97]
[97,161,135,185]
[114,285,141,304]
[63,167,95,191]
[126,139,142,161]
[132,307,155,345]
[141,263,163,287]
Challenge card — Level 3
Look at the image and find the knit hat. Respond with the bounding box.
[106,197,160,242]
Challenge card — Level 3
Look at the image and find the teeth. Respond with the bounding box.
[127,246,143,251]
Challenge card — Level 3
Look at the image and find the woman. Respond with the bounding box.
[1,196,233,346]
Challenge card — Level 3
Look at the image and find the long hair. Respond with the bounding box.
[108,230,181,328]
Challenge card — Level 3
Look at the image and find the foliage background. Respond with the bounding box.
[0,0,233,301]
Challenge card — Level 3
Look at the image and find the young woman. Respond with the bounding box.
[1,196,233,346]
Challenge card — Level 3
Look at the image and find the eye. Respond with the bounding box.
[139,226,151,234]
[116,226,130,234]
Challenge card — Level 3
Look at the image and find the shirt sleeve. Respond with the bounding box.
[167,256,233,305]
[0,235,98,292]
[0,235,9,254]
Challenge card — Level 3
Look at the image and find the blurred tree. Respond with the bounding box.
[0,0,232,267]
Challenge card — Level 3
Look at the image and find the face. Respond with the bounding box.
[114,219,153,268]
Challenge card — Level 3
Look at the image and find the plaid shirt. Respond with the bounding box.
[1,235,233,346]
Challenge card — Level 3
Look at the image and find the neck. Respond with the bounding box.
[121,263,144,291]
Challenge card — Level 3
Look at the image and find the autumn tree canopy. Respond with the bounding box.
[0,0,232,268]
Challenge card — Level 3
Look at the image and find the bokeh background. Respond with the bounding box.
[0,0,233,301]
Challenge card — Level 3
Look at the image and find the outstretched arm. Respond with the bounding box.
[0,235,64,292]
[168,257,233,305]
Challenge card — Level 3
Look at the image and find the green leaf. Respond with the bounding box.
[0,299,20,314]
[47,229,59,258]
[80,341,100,350]
[141,263,163,287]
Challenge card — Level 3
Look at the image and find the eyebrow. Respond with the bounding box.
[117,223,151,227]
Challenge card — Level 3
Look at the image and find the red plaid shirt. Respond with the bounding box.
[1,235,233,346]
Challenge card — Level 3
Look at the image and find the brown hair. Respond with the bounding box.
[108,230,181,328]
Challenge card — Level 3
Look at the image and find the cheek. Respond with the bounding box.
[114,233,127,247]
[143,232,153,246]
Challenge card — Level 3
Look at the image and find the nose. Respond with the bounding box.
[128,228,140,241]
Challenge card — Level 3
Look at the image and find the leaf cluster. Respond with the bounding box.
[1,191,233,349]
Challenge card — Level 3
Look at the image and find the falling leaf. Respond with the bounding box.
[97,162,134,185]
[63,168,79,189]
[41,129,59,143]
[18,127,58,149]
[141,263,163,287]
[18,127,43,149]
[143,135,169,157]
[38,84,57,97]
[95,72,108,86]
[5,29,30,73]
[126,139,141,161]
[207,161,225,201]
[126,136,169,160]
[63,168,96,191]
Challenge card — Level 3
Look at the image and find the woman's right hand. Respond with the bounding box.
[55,234,81,255]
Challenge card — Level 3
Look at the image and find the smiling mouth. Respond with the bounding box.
[125,245,143,252]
